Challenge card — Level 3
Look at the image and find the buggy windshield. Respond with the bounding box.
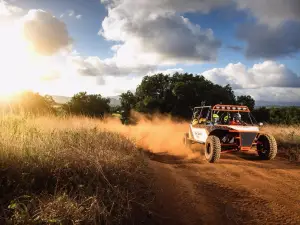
[212,110,254,125]
[192,105,256,126]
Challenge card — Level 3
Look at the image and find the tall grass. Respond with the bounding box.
[0,115,149,224]
[262,125,300,161]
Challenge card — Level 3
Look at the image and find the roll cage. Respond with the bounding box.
[191,104,256,126]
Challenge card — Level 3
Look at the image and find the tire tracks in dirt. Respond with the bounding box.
[141,150,300,225]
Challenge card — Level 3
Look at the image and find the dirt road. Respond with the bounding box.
[141,150,300,225]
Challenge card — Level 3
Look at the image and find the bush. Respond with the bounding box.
[63,92,110,117]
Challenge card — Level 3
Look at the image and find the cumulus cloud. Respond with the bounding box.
[99,0,300,66]
[234,0,300,58]
[100,0,222,67]
[203,61,300,102]
[101,0,229,15]
[70,56,126,78]
[21,10,72,55]
[235,87,300,103]
[102,0,300,28]
[68,55,155,84]
[203,61,300,89]
[0,0,22,16]
[237,22,300,58]
[236,0,300,27]
[68,54,185,85]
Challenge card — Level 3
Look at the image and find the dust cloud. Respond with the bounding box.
[102,112,201,158]
[27,112,201,158]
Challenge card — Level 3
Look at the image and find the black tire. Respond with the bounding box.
[205,135,221,163]
[184,133,192,148]
[257,134,277,160]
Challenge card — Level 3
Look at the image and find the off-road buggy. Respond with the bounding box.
[184,104,277,163]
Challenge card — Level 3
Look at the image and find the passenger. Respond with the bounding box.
[199,118,207,124]
[212,114,219,124]
[192,118,199,126]
[230,113,242,125]
[223,115,230,124]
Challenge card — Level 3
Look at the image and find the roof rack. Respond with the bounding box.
[212,104,250,112]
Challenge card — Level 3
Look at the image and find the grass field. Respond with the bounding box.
[0,115,299,224]
[0,115,150,224]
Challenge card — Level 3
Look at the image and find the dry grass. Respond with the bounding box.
[0,115,150,224]
[0,114,298,224]
[262,125,300,161]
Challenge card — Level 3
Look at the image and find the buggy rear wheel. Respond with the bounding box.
[205,135,221,163]
[257,134,277,160]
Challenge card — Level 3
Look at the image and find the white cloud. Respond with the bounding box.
[203,61,300,89]
[235,87,300,103]
[203,61,300,102]
[99,0,300,71]
[70,56,126,78]
[76,14,82,20]
[100,0,221,68]
[0,0,22,16]
[21,10,72,55]
[236,0,300,27]
[68,55,156,83]
[101,0,229,16]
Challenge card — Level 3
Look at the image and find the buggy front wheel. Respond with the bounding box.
[205,135,221,163]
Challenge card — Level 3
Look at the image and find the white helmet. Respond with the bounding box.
[234,113,241,121]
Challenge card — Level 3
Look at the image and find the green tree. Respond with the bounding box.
[269,107,300,125]
[120,91,137,115]
[64,92,110,117]
[133,73,237,119]
[252,107,270,123]
[135,74,171,113]
[236,95,255,111]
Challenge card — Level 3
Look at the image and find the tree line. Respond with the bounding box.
[252,107,300,125]
[1,73,299,125]
[119,73,255,120]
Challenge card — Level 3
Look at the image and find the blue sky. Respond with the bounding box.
[1,0,300,102]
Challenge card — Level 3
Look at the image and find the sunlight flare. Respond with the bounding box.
[0,20,52,98]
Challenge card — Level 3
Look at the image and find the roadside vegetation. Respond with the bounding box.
[0,115,150,224]
[262,125,300,161]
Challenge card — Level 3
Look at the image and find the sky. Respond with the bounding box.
[0,0,300,103]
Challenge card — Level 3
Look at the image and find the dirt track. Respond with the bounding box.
[140,149,300,225]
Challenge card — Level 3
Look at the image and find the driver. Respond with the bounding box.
[230,113,242,125]
[212,113,220,124]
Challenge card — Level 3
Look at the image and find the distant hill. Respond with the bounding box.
[51,95,121,106]
[51,96,71,104]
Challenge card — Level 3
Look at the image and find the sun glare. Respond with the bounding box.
[0,21,48,99]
